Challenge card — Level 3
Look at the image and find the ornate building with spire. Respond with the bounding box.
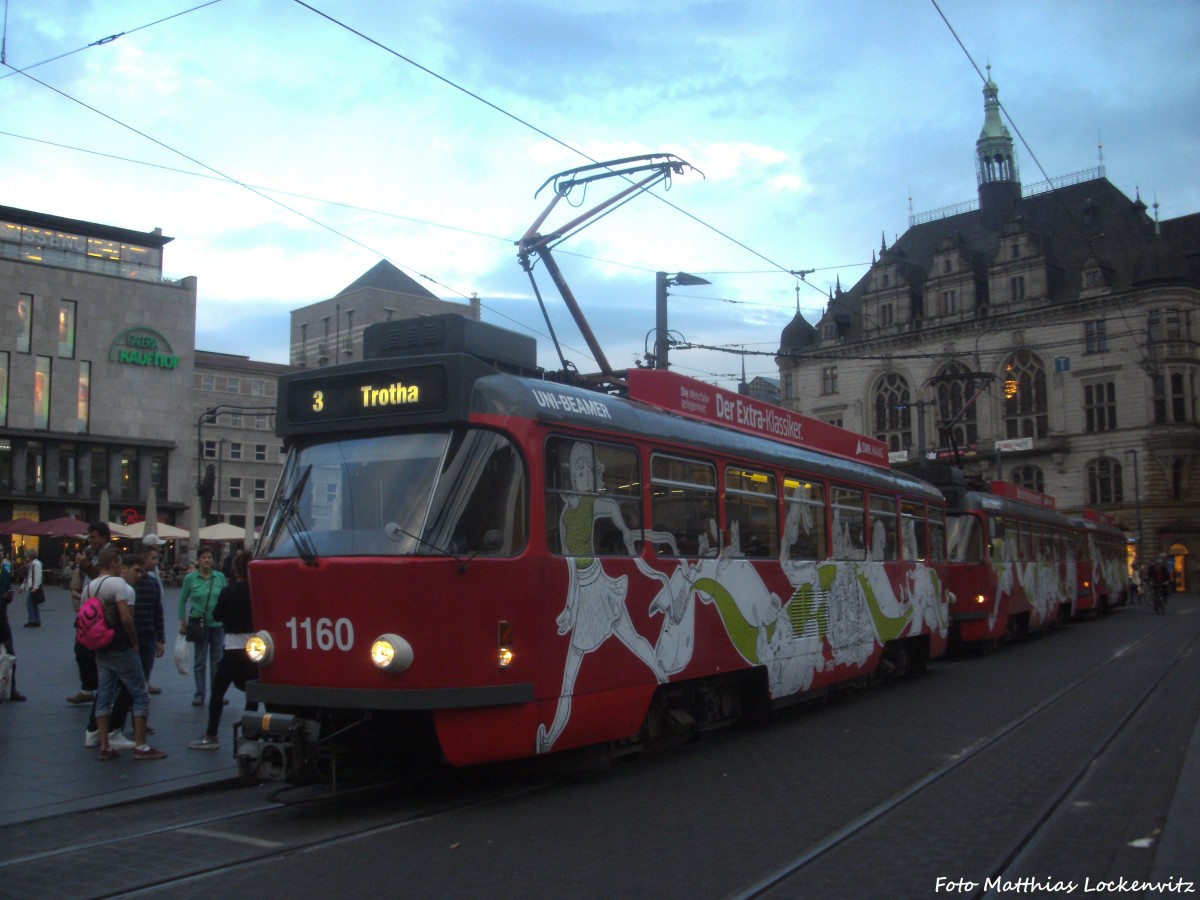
[776,74,1200,584]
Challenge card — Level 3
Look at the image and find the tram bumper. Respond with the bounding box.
[235,713,322,783]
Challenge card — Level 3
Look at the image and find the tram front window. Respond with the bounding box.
[260,429,527,559]
[947,515,984,563]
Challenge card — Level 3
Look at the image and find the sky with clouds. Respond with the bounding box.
[2,0,1197,388]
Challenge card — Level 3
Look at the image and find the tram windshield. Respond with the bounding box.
[259,428,527,560]
[947,514,985,563]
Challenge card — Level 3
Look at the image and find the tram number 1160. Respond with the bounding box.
[286,616,355,651]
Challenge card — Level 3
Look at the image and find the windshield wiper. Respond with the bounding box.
[384,522,502,573]
[276,463,318,567]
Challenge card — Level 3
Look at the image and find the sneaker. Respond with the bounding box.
[188,735,220,750]
[148,684,162,695]
[133,746,167,761]
[85,728,100,748]
[99,748,119,761]
[10,691,27,701]
[67,691,95,704]
[108,731,137,751]
[192,695,205,706]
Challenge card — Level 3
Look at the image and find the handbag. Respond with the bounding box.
[184,575,216,642]
[0,647,14,702]
[185,616,208,643]
[31,586,46,606]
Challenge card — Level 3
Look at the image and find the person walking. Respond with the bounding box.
[22,547,43,627]
[189,550,257,750]
[177,545,226,706]
[1,549,26,701]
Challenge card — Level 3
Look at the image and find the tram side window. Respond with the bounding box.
[901,500,927,560]
[868,494,899,561]
[991,516,1010,563]
[650,454,718,557]
[1019,522,1033,561]
[726,467,778,558]
[928,506,946,562]
[784,477,826,560]
[544,437,642,557]
[831,485,866,560]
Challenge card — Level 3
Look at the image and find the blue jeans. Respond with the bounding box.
[25,592,40,625]
[111,630,159,730]
[95,646,150,719]
[192,627,225,699]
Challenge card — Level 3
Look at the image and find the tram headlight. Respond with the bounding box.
[974,593,986,605]
[246,631,274,666]
[371,634,414,673]
[498,620,514,668]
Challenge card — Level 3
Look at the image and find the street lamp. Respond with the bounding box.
[1125,448,1143,562]
[655,271,711,370]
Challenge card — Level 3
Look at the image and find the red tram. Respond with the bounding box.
[1070,509,1130,613]
[236,316,952,782]
[939,475,1078,643]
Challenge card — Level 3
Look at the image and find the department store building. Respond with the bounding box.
[0,204,197,542]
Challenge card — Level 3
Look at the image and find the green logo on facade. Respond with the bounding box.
[109,327,181,369]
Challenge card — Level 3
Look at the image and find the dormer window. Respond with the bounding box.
[1010,243,1020,259]
[942,259,952,274]
[823,322,839,340]
[881,273,890,288]
[880,304,894,326]
[1083,268,1103,289]
[941,289,958,316]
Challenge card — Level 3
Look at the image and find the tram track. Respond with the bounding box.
[730,609,1200,899]
[0,763,569,899]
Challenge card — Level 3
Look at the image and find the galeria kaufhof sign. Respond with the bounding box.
[108,327,181,370]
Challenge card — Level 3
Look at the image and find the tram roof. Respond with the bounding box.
[474,372,944,501]
[954,488,1075,528]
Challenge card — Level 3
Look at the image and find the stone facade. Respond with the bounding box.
[193,351,294,534]
[289,259,480,368]
[777,78,1200,586]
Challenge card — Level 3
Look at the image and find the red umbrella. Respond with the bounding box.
[0,517,40,535]
[26,516,90,537]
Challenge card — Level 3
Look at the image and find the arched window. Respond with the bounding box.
[1087,458,1123,506]
[1011,465,1044,494]
[934,361,979,450]
[873,372,912,452]
[1002,350,1048,439]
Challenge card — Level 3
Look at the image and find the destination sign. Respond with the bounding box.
[625,369,890,469]
[285,364,448,425]
[989,480,1056,510]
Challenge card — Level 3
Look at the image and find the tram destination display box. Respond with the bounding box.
[363,314,538,375]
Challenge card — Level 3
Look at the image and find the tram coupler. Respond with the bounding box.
[235,712,322,784]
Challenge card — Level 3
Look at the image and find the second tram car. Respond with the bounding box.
[236,316,951,782]
[940,475,1078,643]
[1071,509,1130,613]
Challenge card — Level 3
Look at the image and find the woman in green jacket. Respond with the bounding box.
[177,546,227,705]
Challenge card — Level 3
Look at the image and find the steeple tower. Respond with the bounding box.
[975,66,1021,229]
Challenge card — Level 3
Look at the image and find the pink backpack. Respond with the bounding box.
[76,577,116,650]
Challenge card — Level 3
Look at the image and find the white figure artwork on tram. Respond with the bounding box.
[536,442,667,754]
[539,441,947,753]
